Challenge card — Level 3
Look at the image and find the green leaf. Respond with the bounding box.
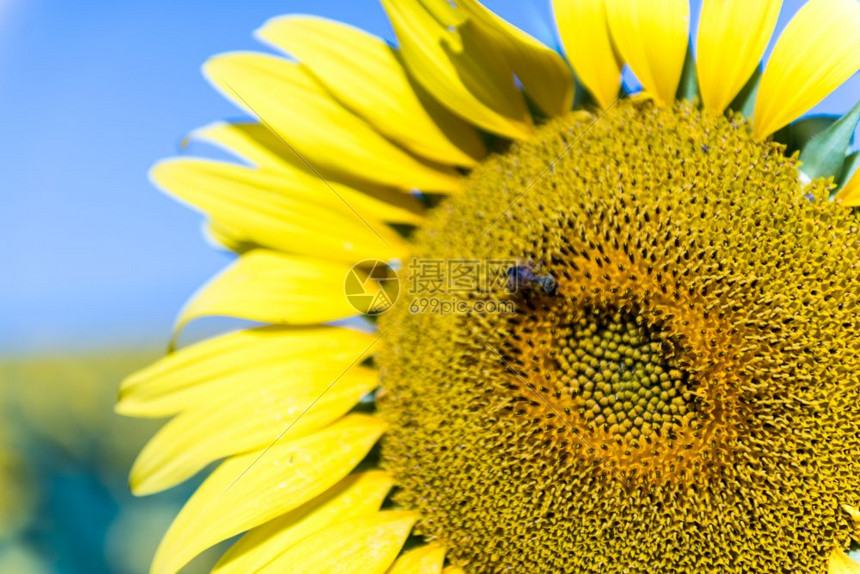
[728,67,760,119]
[799,99,860,181]
[573,75,597,111]
[837,151,860,188]
[774,115,838,156]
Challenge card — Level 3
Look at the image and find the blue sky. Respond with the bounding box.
[2,0,857,355]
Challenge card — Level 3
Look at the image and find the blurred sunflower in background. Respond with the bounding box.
[0,353,195,574]
[0,428,34,542]
[119,0,860,572]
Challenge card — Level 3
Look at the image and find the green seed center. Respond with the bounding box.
[558,306,699,442]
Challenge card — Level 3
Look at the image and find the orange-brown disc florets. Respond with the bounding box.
[377,100,860,573]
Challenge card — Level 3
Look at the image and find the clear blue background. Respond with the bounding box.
[2,0,857,355]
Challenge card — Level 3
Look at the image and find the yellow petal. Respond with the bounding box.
[256,16,485,167]
[381,0,533,139]
[259,511,416,574]
[118,325,375,417]
[605,0,690,106]
[214,471,394,573]
[187,121,290,170]
[130,366,378,495]
[830,549,860,574]
[387,543,446,574]
[696,0,781,113]
[173,250,360,341]
[443,567,466,574]
[150,414,386,574]
[190,124,430,220]
[204,52,462,192]
[457,0,573,117]
[553,0,623,109]
[836,164,860,206]
[204,221,255,254]
[190,122,447,213]
[753,0,860,138]
[152,159,411,262]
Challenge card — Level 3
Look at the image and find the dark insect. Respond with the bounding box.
[506,264,558,296]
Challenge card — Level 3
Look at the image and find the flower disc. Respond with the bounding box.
[378,101,860,572]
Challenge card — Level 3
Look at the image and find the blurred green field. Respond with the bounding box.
[0,351,219,573]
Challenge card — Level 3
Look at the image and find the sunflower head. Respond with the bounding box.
[379,99,859,571]
[119,0,860,572]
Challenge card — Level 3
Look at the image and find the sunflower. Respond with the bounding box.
[119,0,860,572]
[0,429,33,540]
